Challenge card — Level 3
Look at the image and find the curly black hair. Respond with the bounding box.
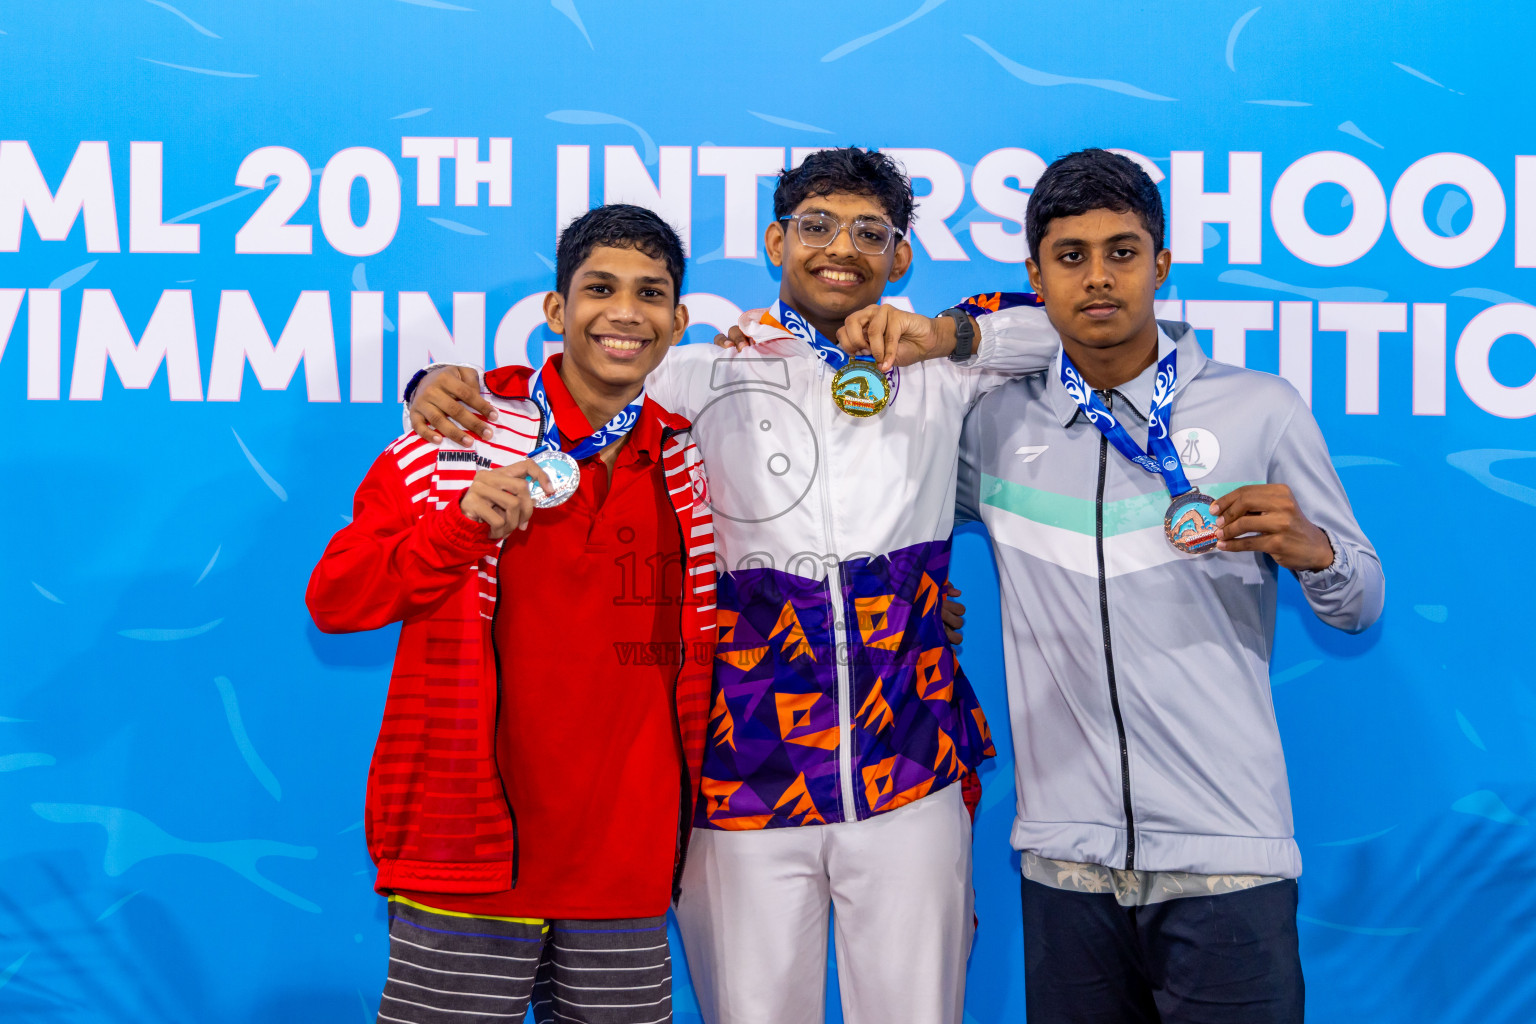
[1025,149,1165,261]
[555,203,686,302]
[771,147,915,236]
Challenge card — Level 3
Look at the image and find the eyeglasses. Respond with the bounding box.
[778,212,904,255]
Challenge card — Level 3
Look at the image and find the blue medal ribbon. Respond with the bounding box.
[767,300,899,413]
[1059,340,1194,499]
[771,300,851,369]
[528,366,645,461]
[770,299,897,386]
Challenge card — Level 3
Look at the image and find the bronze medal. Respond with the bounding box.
[1164,490,1219,554]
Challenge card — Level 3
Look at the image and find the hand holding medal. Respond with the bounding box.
[459,459,557,539]
[524,449,582,508]
[1209,485,1335,570]
[770,301,897,418]
[837,303,963,372]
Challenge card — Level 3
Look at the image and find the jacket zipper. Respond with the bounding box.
[662,427,694,900]
[489,552,520,888]
[817,361,860,823]
[1094,390,1136,870]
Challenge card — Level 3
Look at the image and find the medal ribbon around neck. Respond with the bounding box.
[528,366,645,460]
[1059,339,1219,554]
[767,300,896,417]
[768,300,852,369]
[1059,340,1190,496]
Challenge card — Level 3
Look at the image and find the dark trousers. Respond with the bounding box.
[1021,876,1304,1024]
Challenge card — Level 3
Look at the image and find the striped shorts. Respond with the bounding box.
[378,898,673,1024]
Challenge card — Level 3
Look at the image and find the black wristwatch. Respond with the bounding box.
[938,307,976,362]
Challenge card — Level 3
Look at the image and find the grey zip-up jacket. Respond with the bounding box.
[958,315,1385,879]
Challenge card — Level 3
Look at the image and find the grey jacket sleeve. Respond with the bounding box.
[966,302,1059,376]
[1267,392,1386,633]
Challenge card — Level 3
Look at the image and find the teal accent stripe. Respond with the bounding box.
[981,475,1258,538]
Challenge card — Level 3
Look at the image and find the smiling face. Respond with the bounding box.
[543,243,688,393]
[766,191,912,337]
[1026,207,1171,380]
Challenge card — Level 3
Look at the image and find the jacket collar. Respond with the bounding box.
[1047,320,1206,427]
[483,355,667,460]
[740,301,824,358]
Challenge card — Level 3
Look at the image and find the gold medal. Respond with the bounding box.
[830,363,891,417]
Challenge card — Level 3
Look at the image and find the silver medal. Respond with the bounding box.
[527,449,581,508]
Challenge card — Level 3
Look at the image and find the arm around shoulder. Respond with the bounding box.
[642,341,705,419]
[306,440,499,633]
[969,297,1059,376]
[403,364,494,447]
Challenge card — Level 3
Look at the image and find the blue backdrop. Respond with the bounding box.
[3,2,1534,1021]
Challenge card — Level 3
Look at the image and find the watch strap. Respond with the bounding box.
[403,361,466,404]
[939,307,976,362]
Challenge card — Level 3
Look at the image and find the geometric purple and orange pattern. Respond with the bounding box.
[949,290,1043,320]
[697,538,994,830]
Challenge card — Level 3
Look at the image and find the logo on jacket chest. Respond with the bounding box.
[1175,427,1221,481]
[687,459,711,512]
[693,390,817,524]
[1015,445,1049,464]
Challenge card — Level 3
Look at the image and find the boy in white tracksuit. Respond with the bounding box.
[403,148,1058,1024]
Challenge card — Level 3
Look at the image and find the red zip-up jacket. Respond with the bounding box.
[307,364,718,897]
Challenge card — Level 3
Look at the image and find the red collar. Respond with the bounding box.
[485,355,664,462]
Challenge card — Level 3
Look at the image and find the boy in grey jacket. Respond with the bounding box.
[846,149,1384,1023]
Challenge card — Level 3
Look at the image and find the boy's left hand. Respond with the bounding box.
[1211,485,1334,571]
[411,366,495,446]
[942,584,966,645]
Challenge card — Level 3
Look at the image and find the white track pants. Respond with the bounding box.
[675,784,974,1024]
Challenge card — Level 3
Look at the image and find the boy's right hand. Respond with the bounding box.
[838,305,969,371]
[459,459,555,539]
[411,366,495,446]
[713,326,755,351]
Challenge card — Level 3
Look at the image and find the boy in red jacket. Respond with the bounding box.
[307,204,716,1024]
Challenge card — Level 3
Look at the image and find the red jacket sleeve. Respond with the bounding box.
[306,442,500,633]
